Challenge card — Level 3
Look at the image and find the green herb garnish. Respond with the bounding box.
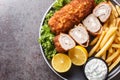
[39,0,71,60]
[53,0,71,10]
[95,0,106,4]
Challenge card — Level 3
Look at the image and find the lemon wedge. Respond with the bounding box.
[68,46,88,66]
[51,53,72,73]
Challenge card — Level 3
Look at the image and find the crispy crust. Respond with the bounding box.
[93,2,112,22]
[53,35,66,52]
[82,14,102,36]
[48,0,95,35]
[69,24,89,47]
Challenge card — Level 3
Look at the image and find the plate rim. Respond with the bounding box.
[39,1,67,80]
[39,1,120,80]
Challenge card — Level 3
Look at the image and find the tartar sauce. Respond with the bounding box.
[84,58,108,80]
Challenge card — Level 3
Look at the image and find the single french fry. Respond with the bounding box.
[102,51,106,60]
[95,33,116,57]
[114,35,120,44]
[89,31,106,57]
[116,18,120,27]
[107,47,113,58]
[105,27,109,32]
[110,18,117,27]
[115,5,120,15]
[108,62,112,66]
[109,46,113,53]
[103,21,109,29]
[109,55,120,72]
[96,46,100,52]
[100,27,117,49]
[106,49,120,63]
[118,24,120,33]
[108,13,116,27]
[113,55,119,63]
[112,44,120,48]
[114,36,119,43]
[118,37,120,41]
[108,1,119,18]
[108,13,117,29]
[118,19,120,30]
[118,23,120,35]
[96,31,106,52]
[116,31,120,37]
[90,36,99,46]
[114,19,117,27]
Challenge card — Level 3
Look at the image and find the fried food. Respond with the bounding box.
[112,44,120,48]
[48,0,94,34]
[100,27,117,49]
[115,5,120,15]
[83,14,102,35]
[53,33,76,52]
[108,1,119,18]
[106,49,120,63]
[109,55,120,72]
[90,36,99,46]
[69,24,89,47]
[101,51,107,60]
[89,31,106,57]
[93,2,112,22]
[95,33,116,57]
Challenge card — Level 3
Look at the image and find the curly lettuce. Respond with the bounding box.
[39,0,71,60]
[53,0,71,10]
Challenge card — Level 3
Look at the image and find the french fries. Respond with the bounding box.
[100,27,117,49]
[112,44,120,48]
[90,36,99,46]
[109,55,120,72]
[108,13,116,27]
[116,31,120,37]
[109,46,113,54]
[102,21,109,30]
[106,49,120,63]
[116,18,120,27]
[118,37,120,41]
[108,47,114,58]
[95,33,116,57]
[108,1,119,18]
[89,31,106,57]
[89,1,120,72]
[102,51,106,60]
[113,54,119,63]
[108,62,112,66]
[114,37,119,43]
[115,5,120,16]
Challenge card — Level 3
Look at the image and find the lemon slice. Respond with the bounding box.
[51,53,72,73]
[68,46,88,66]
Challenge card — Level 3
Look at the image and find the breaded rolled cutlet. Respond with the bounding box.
[48,0,95,34]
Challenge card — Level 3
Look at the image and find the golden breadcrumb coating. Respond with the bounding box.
[48,0,95,34]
